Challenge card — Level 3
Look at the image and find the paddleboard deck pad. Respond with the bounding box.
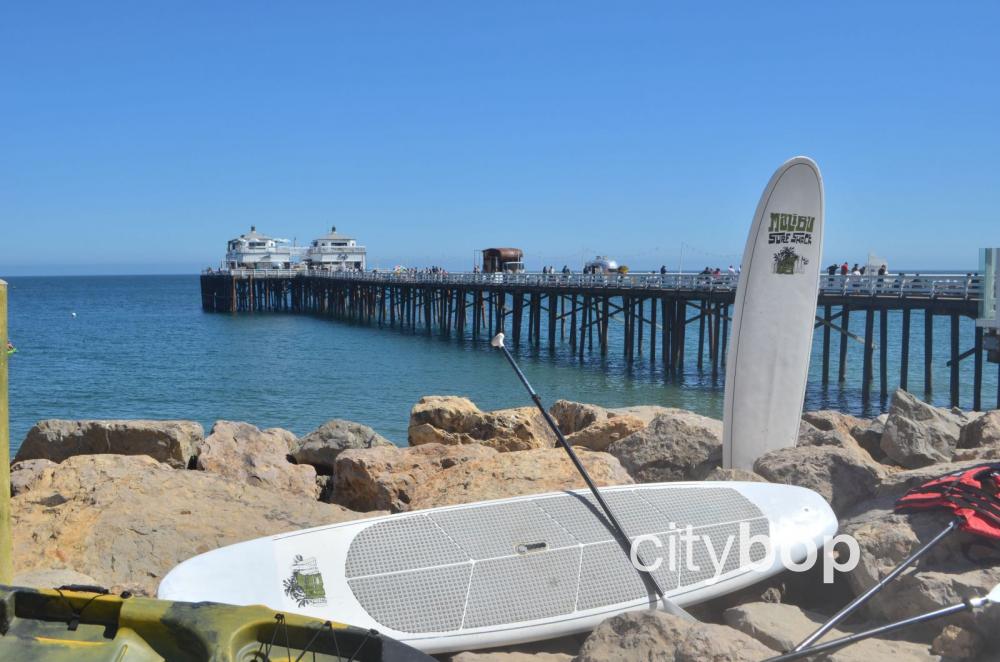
[159,482,836,653]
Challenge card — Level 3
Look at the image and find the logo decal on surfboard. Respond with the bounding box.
[283,555,328,607]
[772,246,809,275]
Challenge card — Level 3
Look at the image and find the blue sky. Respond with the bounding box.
[2,2,997,275]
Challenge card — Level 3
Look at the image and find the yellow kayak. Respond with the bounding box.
[0,584,433,661]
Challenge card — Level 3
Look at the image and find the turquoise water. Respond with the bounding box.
[5,275,997,456]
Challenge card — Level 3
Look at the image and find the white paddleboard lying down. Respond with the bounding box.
[159,482,835,654]
[724,156,825,470]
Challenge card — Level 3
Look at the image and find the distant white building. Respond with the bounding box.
[225,226,293,269]
[305,226,366,271]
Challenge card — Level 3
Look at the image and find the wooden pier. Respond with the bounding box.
[200,270,998,411]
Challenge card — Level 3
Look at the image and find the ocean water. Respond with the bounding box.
[5,275,998,457]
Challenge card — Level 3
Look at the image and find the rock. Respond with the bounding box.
[9,458,57,496]
[290,419,393,475]
[608,411,723,482]
[931,624,984,659]
[450,653,571,662]
[956,410,1000,460]
[575,610,776,661]
[11,454,371,596]
[409,448,632,510]
[12,568,99,589]
[565,415,646,451]
[408,396,556,452]
[333,443,498,512]
[842,508,1000,646]
[875,460,986,499]
[14,419,203,469]
[881,390,965,468]
[723,602,941,660]
[703,467,768,483]
[194,421,318,499]
[548,400,610,434]
[753,444,886,516]
[605,404,682,426]
[803,410,866,442]
[851,414,888,460]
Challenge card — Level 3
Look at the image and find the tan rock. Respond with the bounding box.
[703,467,768,483]
[958,409,1000,449]
[753,444,887,516]
[11,454,370,596]
[548,400,609,434]
[333,443,498,512]
[408,396,556,452]
[14,419,203,469]
[12,568,99,590]
[195,421,318,499]
[449,653,571,662]
[723,602,940,660]
[606,404,685,426]
[608,411,723,482]
[803,410,867,442]
[289,419,393,474]
[10,458,57,496]
[575,610,777,661]
[409,448,633,510]
[565,415,645,451]
[931,624,984,659]
[881,390,964,468]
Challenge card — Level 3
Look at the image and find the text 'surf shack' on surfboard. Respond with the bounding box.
[723,157,824,471]
[158,482,837,654]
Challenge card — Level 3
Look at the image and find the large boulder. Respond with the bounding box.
[408,448,633,510]
[575,610,776,661]
[565,415,646,452]
[608,411,723,482]
[289,419,393,475]
[753,445,886,516]
[195,421,318,499]
[851,413,889,460]
[842,507,1000,648]
[723,602,940,660]
[408,396,555,452]
[548,400,609,434]
[875,460,987,499]
[14,419,203,469]
[803,410,867,443]
[11,454,370,596]
[880,390,965,468]
[332,443,498,512]
[955,409,1000,460]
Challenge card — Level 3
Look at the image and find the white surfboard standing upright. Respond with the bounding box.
[723,157,825,470]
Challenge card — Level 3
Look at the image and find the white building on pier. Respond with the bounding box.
[305,226,366,271]
[224,226,294,269]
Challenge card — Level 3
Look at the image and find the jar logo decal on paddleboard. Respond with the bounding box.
[283,555,327,607]
[772,246,810,275]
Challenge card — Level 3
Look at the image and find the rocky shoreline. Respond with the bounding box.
[8,391,1000,661]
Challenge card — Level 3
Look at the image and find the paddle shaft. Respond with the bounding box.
[792,518,958,651]
[769,599,972,661]
[495,343,673,602]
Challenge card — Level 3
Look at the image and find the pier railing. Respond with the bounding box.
[207,269,984,300]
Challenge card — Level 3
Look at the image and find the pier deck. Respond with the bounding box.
[200,270,997,411]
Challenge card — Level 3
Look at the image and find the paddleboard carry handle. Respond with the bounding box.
[490,332,693,620]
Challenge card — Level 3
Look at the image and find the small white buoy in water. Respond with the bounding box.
[490,332,505,348]
[71,312,77,318]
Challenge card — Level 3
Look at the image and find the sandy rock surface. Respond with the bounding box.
[333,442,498,512]
[881,390,966,467]
[11,454,371,596]
[575,610,777,661]
[409,396,556,452]
[564,415,645,451]
[409,447,632,510]
[289,418,393,474]
[608,410,723,482]
[195,420,319,498]
[15,419,203,469]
